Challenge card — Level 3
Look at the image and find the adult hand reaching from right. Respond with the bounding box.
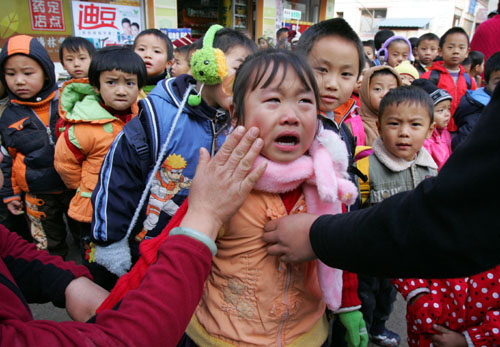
[263,213,319,263]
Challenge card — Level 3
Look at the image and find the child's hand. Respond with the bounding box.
[406,293,442,333]
[431,324,467,347]
[7,200,23,215]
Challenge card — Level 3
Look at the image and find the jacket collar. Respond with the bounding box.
[373,137,437,172]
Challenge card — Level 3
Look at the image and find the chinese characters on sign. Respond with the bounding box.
[78,3,117,30]
[29,0,65,31]
[72,1,142,48]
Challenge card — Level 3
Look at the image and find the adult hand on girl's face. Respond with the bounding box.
[180,126,266,241]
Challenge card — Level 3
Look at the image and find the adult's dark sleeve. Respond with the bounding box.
[310,83,500,279]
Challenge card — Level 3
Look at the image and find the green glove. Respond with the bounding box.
[338,310,368,347]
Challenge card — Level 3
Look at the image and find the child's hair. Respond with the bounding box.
[88,46,147,90]
[363,40,376,52]
[175,44,192,57]
[191,27,258,55]
[133,29,174,61]
[374,29,395,50]
[379,85,434,123]
[295,18,365,77]
[409,37,418,50]
[371,68,399,82]
[439,27,470,48]
[232,49,319,125]
[416,33,439,47]
[174,44,192,68]
[59,36,96,62]
[469,50,485,70]
[131,22,139,30]
[485,51,500,83]
[461,56,472,68]
[276,27,289,40]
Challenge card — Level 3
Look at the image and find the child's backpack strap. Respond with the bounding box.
[354,146,372,206]
[429,69,472,89]
[464,73,472,89]
[429,69,441,86]
[122,114,153,180]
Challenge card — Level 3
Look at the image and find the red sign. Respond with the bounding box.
[29,0,65,31]
[77,3,118,30]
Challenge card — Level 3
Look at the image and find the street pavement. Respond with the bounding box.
[30,234,410,346]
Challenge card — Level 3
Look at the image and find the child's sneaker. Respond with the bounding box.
[370,328,401,347]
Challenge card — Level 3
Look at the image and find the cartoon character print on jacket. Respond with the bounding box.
[135,154,192,241]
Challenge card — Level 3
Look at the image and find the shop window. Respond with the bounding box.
[178,0,221,38]
[282,0,321,23]
[360,8,387,33]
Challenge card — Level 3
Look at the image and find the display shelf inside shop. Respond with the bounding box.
[180,8,219,38]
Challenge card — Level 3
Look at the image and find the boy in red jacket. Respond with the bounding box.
[421,27,476,131]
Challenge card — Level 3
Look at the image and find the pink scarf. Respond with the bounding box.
[254,128,358,311]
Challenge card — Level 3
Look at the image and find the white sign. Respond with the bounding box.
[72,1,142,48]
[283,9,301,20]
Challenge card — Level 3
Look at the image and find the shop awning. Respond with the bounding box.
[378,18,431,29]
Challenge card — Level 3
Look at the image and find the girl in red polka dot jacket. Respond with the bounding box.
[392,265,500,347]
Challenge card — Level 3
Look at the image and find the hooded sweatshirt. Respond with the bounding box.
[359,65,402,146]
[54,78,138,223]
[0,35,63,201]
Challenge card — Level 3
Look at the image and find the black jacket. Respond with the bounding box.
[310,83,500,279]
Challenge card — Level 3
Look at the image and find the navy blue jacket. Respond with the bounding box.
[91,75,230,254]
[452,87,491,150]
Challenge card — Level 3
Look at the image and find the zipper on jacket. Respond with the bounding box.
[277,264,292,347]
[210,109,228,156]
[29,105,55,146]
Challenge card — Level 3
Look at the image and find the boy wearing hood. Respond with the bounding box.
[54,46,146,289]
[0,35,75,257]
[358,65,402,146]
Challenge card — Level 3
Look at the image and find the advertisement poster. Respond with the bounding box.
[161,28,192,42]
[72,1,141,48]
[0,0,72,61]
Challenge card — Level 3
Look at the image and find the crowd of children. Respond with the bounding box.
[1,11,500,347]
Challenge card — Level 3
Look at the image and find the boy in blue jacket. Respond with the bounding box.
[91,26,257,279]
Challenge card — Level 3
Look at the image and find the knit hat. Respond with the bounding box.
[412,78,452,105]
[395,61,419,80]
[172,34,195,48]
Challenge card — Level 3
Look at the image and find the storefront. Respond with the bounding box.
[147,0,335,42]
[0,0,335,61]
[0,0,145,62]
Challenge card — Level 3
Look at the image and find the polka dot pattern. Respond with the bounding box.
[394,265,500,346]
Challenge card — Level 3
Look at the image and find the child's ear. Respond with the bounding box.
[376,120,381,134]
[166,59,173,69]
[426,122,435,139]
[228,103,235,119]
